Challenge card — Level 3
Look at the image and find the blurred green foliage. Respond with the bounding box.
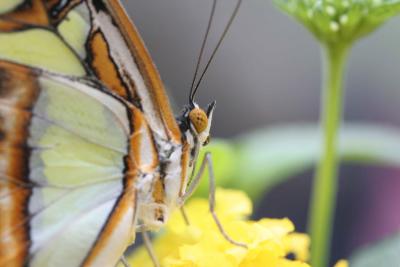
[194,123,400,202]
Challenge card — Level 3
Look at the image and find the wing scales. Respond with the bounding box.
[0,60,135,267]
[0,0,182,142]
[0,0,182,266]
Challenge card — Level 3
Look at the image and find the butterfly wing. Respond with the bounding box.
[85,0,182,143]
[0,60,137,267]
[0,0,181,143]
[0,1,177,266]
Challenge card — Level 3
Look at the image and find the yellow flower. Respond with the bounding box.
[283,233,310,262]
[333,260,348,267]
[127,188,311,267]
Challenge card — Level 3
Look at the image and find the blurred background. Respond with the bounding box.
[122,0,400,264]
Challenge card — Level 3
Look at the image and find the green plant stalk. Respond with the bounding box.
[308,43,349,267]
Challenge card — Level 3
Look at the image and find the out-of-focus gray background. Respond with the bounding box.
[122,0,400,264]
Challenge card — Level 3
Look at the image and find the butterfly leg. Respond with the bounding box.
[203,152,248,248]
[142,231,160,267]
[180,152,248,248]
[119,256,131,267]
[180,206,190,225]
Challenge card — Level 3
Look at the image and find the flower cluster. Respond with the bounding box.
[274,0,400,44]
[128,189,312,267]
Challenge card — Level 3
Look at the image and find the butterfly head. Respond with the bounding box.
[188,101,215,146]
[177,100,215,169]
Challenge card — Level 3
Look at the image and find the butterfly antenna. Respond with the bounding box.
[191,0,243,100]
[189,0,217,105]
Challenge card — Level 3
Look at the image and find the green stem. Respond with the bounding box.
[308,43,349,267]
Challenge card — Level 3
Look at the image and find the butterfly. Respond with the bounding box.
[0,1,242,266]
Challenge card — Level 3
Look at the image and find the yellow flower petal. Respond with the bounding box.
[334,259,349,267]
[214,188,253,218]
[284,233,310,261]
[128,189,311,267]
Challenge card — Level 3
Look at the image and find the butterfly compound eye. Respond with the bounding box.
[189,108,208,133]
